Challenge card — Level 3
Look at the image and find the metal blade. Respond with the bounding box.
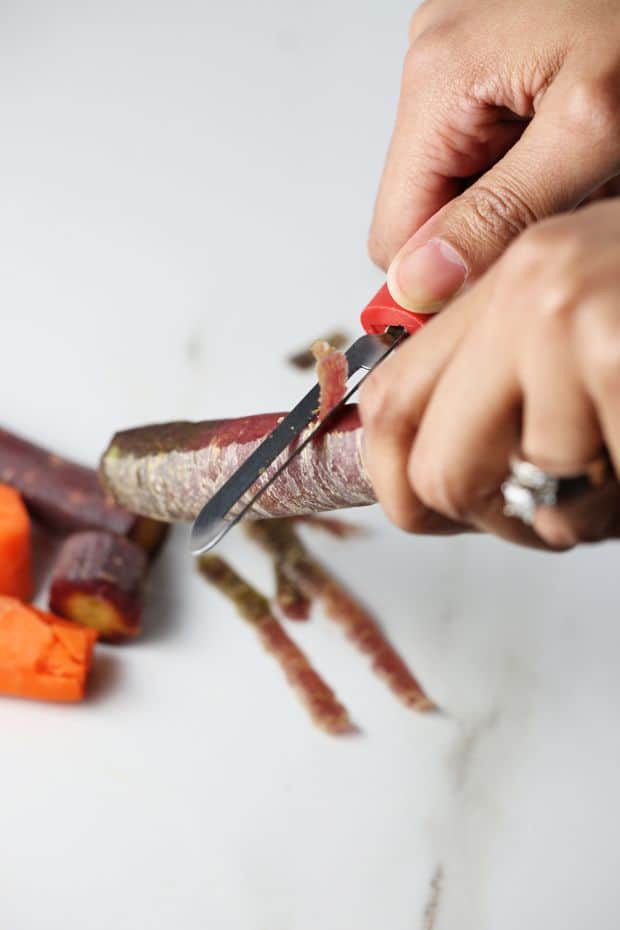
[190,328,407,555]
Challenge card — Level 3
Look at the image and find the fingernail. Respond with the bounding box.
[389,238,467,311]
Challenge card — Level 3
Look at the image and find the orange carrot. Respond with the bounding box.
[0,596,97,702]
[0,485,32,600]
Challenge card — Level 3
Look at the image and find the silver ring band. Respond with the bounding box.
[502,453,610,526]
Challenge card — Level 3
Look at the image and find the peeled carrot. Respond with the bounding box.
[100,407,373,523]
[0,485,32,600]
[0,597,97,702]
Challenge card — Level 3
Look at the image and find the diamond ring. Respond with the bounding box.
[502,454,610,526]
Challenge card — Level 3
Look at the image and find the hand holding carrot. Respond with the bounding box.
[361,200,620,550]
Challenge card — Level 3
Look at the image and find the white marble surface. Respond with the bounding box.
[1,3,619,928]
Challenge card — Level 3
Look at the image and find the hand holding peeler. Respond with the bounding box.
[190,283,431,555]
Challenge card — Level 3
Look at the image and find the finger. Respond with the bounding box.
[368,41,527,274]
[517,295,604,547]
[520,301,602,476]
[387,70,620,311]
[406,299,546,548]
[535,479,620,547]
[577,295,620,481]
[359,293,475,534]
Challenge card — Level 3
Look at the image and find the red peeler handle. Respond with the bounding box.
[360,282,432,335]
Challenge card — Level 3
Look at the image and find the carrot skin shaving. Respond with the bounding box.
[197,555,354,735]
[311,340,348,421]
[288,331,349,370]
[322,585,435,711]
[274,560,312,621]
[246,520,434,712]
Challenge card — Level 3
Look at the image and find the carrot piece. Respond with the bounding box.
[0,596,97,702]
[0,485,32,600]
[0,427,168,553]
[49,531,147,641]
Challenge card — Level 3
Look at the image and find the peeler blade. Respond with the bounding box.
[190,327,407,555]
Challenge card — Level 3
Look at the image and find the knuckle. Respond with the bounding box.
[503,221,591,321]
[402,40,434,84]
[408,3,431,42]
[563,75,620,142]
[404,23,454,79]
[540,280,584,322]
[407,1,442,42]
[584,319,620,394]
[461,181,540,247]
[532,271,581,323]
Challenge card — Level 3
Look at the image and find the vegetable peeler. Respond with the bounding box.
[190,284,430,555]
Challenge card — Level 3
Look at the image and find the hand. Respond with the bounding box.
[369,0,620,312]
[360,200,620,550]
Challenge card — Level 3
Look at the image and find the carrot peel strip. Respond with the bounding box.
[274,560,312,621]
[311,340,348,421]
[246,520,435,712]
[197,555,355,735]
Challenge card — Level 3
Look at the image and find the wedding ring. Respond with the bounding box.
[502,453,610,526]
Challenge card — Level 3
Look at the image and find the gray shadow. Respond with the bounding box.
[85,650,122,703]
[138,524,185,644]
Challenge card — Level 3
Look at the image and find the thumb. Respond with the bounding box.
[387,73,620,312]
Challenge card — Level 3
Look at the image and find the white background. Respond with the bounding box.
[1,2,619,928]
